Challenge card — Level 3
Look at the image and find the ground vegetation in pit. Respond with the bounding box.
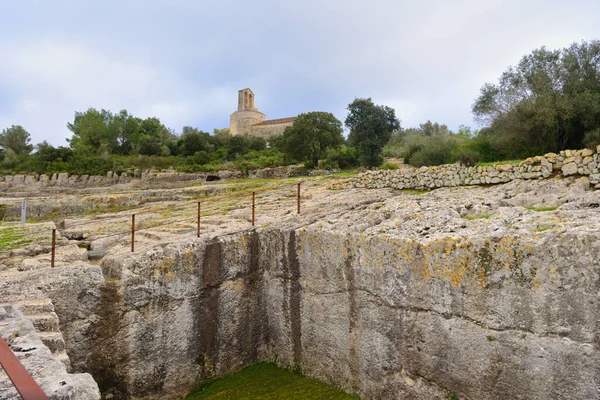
[185,363,359,400]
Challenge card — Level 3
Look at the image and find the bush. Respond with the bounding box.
[2,149,18,169]
[324,147,360,170]
[454,149,481,166]
[381,162,400,170]
[583,128,600,150]
[401,134,428,164]
[192,151,210,165]
[382,144,404,158]
[406,135,459,167]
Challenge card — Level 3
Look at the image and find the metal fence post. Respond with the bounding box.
[252,192,255,226]
[131,214,135,252]
[51,229,56,268]
[297,182,301,214]
[197,202,201,238]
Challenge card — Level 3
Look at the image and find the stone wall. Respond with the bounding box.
[229,109,266,136]
[347,146,600,190]
[250,120,294,139]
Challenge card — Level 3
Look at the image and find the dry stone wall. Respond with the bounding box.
[350,146,600,190]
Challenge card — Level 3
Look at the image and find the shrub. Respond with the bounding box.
[407,135,458,167]
[324,147,360,170]
[583,128,600,150]
[192,151,210,165]
[382,144,404,158]
[454,149,481,166]
[401,134,428,164]
[2,149,18,169]
[381,162,400,170]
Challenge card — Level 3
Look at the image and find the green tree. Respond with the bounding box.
[227,135,247,159]
[113,110,141,155]
[2,148,19,169]
[0,125,33,154]
[137,117,171,156]
[472,40,600,157]
[345,98,400,167]
[178,127,214,156]
[67,108,118,154]
[281,112,344,167]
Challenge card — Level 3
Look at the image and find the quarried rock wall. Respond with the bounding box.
[92,220,600,399]
[91,233,266,400]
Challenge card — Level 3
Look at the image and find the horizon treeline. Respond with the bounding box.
[1,39,599,175]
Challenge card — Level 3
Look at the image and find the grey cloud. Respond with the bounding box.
[0,0,599,145]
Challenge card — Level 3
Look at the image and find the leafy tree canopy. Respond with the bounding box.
[472,40,600,158]
[67,108,173,156]
[281,112,344,167]
[345,98,400,167]
[0,125,33,154]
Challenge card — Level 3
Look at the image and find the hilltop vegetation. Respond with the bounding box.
[1,40,599,175]
[385,40,600,167]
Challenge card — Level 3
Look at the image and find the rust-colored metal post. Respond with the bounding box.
[197,202,201,238]
[297,182,301,214]
[0,337,49,400]
[51,229,56,268]
[131,214,135,252]
[252,192,255,226]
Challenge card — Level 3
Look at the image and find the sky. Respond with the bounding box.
[0,0,599,146]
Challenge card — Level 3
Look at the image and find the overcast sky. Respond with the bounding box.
[1,0,599,146]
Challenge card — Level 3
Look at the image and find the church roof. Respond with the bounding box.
[253,117,297,126]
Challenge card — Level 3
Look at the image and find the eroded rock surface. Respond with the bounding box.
[2,175,599,399]
[0,304,100,400]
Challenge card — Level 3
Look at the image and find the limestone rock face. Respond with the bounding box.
[2,172,600,400]
[0,304,101,400]
[89,235,265,400]
[85,191,600,400]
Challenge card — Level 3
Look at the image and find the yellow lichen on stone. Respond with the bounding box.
[153,256,177,281]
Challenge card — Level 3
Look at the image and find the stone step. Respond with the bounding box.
[38,331,66,354]
[13,298,55,315]
[54,350,72,372]
[27,312,60,332]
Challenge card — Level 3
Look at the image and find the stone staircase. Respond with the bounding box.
[12,298,71,371]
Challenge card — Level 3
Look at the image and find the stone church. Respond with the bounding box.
[228,88,296,138]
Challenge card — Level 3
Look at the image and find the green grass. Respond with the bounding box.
[535,226,551,232]
[399,189,429,195]
[185,363,359,400]
[0,226,33,253]
[462,214,491,220]
[85,203,138,215]
[331,170,359,178]
[447,392,460,400]
[476,159,523,167]
[525,206,558,212]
